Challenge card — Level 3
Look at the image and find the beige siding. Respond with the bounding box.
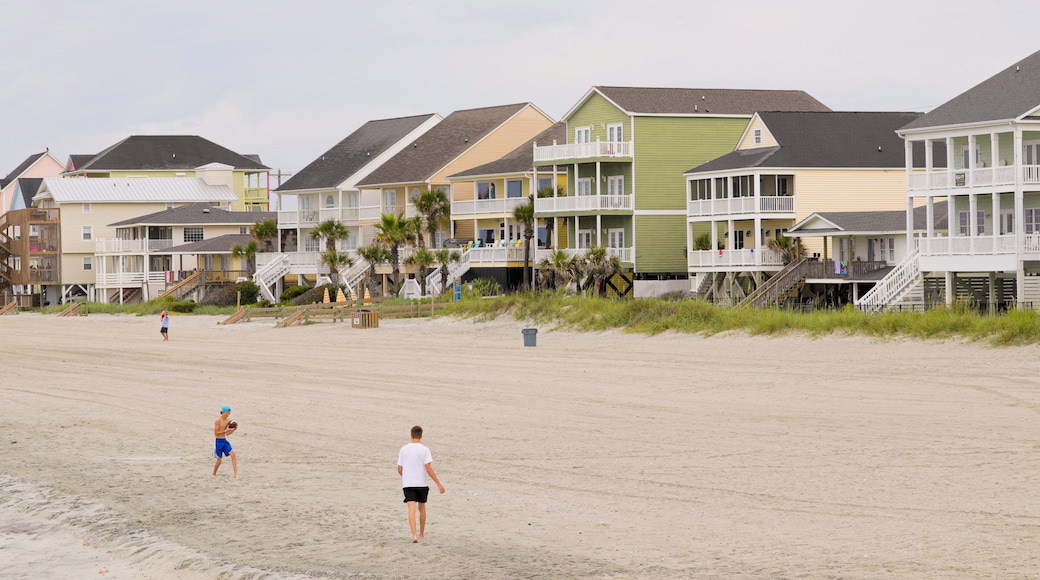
[433,105,553,184]
[452,181,475,202]
[736,115,778,150]
[60,202,174,285]
[794,169,907,221]
[453,221,474,239]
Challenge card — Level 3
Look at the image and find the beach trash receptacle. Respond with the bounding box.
[522,328,537,347]
[353,309,379,329]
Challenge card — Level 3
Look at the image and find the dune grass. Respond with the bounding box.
[439,293,1040,347]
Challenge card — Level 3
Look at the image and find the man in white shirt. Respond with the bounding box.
[397,425,446,543]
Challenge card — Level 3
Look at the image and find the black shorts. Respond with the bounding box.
[160,327,168,334]
[402,486,430,503]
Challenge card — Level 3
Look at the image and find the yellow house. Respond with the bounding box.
[65,135,271,211]
[684,111,933,304]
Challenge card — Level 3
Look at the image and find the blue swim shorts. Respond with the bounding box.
[215,438,233,458]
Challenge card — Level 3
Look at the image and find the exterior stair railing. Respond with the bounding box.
[424,250,472,296]
[254,254,291,302]
[738,258,810,308]
[855,248,921,313]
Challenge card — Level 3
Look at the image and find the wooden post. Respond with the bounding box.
[237,291,241,309]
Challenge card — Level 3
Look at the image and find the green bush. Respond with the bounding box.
[168,301,197,313]
[469,278,502,298]
[280,285,313,302]
[202,281,261,307]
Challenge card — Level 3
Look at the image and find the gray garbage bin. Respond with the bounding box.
[522,328,537,347]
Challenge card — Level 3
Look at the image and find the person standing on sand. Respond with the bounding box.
[397,425,445,543]
[160,310,169,341]
[213,405,238,478]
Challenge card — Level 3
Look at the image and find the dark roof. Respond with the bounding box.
[791,205,949,235]
[66,154,95,171]
[687,111,945,173]
[277,114,438,192]
[73,136,269,172]
[109,202,275,227]
[17,178,43,208]
[358,103,531,186]
[593,86,831,116]
[3,152,48,183]
[448,122,568,178]
[902,50,1040,131]
[167,233,254,254]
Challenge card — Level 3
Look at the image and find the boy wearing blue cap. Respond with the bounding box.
[212,405,238,478]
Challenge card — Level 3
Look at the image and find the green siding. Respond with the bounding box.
[568,93,631,143]
[634,116,749,210]
[634,215,687,272]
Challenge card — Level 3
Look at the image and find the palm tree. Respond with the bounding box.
[406,248,436,297]
[251,218,279,252]
[513,197,535,291]
[767,235,805,265]
[231,240,259,278]
[414,188,450,249]
[374,212,416,295]
[434,248,461,296]
[406,215,426,249]
[537,249,575,291]
[581,246,621,297]
[357,243,390,298]
[311,220,351,287]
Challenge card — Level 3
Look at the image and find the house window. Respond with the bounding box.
[537,177,553,192]
[82,226,92,241]
[958,210,986,236]
[690,179,711,201]
[383,190,397,209]
[477,182,494,200]
[576,178,592,196]
[166,202,174,210]
[734,230,745,250]
[506,180,523,198]
[754,129,762,144]
[1025,208,1040,234]
[1025,141,1040,165]
[960,144,982,169]
[478,228,496,245]
[411,188,421,202]
[83,256,92,271]
[240,226,249,235]
[434,231,447,248]
[888,237,896,262]
[575,126,591,144]
[184,227,204,243]
[300,196,312,210]
[607,175,624,196]
[304,235,320,252]
[608,228,625,249]
[537,226,548,247]
[577,229,592,249]
[732,175,753,198]
[82,203,91,213]
[776,176,790,196]
[1001,209,1014,234]
[607,124,623,142]
[325,195,334,208]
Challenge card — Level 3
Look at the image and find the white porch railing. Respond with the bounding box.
[534,194,632,213]
[686,196,794,217]
[95,239,176,254]
[688,248,785,268]
[359,205,382,222]
[451,197,527,216]
[908,165,1034,191]
[277,209,319,227]
[531,247,632,263]
[533,140,634,163]
[856,248,921,312]
[319,207,360,224]
[917,234,1017,256]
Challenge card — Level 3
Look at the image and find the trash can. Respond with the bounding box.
[352,309,379,329]
[522,328,537,347]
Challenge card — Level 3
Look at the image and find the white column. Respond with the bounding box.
[926,196,934,239]
[924,138,933,189]
[754,216,762,266]
[907,139,917,190]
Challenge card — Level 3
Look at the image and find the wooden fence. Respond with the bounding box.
[222,296,448,327]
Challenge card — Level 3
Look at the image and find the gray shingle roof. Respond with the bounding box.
[594,86,831,116]
[277,114,438,192]
[3,152,48,182]
[109,202,275,227]
[790,205,949,236]
[17,178,43,208]
[902,50,1040,131]
[687,111,944,173]
[73,136,269,172]
[66,154,95,171]
[448,122,567,178]
[166,233,254,255]
[358,103,531,186]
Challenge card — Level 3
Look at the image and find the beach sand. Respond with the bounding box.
[1,311,1039,578]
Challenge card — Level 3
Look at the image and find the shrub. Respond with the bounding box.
[201,281,261,307]
[280,285,313,302]
[293,284,333,305]
[167,300,197,313]
[469,278,502,298]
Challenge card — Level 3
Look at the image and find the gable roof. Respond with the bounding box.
[71,135,269,172]
[788,205,949,236]
[3,152,50,183]
[15,178,43,210]
[568,86,830,118]
[109,202,275,227]
[37,177,238,204]
[686,111,943,173]
[277,114,439,192]
[448,122,568,178]
[358,103,532,187]
[66,154,95,172]
[901,50,1040,131]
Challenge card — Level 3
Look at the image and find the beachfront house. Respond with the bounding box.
[100,203,276,303]
[257,114,442,302]
[861,49,1040,313]
[444,122,567,293]
[1,151,65,218]
[64,135,271,211]
[531,86,830,298]
[354,103,555,296]
[28,174,239,304]
[684,111,931,304]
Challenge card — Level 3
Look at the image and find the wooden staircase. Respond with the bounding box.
[158,270,202,300]
[0,300,17,315]
[738,258,810,308]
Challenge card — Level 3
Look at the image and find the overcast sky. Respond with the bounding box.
[1,1,1036,180]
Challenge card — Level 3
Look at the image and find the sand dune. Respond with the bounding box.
[1,312,1039,578]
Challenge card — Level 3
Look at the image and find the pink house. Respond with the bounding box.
[1,151,65,216]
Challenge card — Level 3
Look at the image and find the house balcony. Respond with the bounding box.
[319,207,361,225]
[535,194,633,214]
[95,239,175,255]
[687,196,795,218]
[914,233,1040,272]
[256,249,359,274]
[452,197,527,217]
[278,209,320,228]
[244,187,269,204]
[357,204,417,222]
[533,139,634,163]
[907,165,1040,193]
[688,248,786,270]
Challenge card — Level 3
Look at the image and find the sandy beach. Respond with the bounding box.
[1,312,1039,578]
